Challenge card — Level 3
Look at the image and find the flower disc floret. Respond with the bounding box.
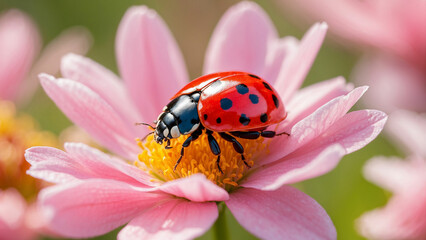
[136,133,268,190]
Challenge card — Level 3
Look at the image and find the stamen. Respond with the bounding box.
[135,131,268,190]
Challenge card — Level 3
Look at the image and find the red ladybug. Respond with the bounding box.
[144,71,288,173]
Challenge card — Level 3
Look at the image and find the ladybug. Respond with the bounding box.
[144,71,288,173]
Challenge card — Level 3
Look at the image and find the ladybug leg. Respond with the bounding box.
[230,131,260,139]
[206,130,223,174]
[231,130,290,139]
[173,128,203,171]
[165,139,172,149]
[218,132,251,168]
[173,135,193,171]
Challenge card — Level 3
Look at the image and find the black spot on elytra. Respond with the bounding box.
[260,113,268,123]
[239,114,250,126]
[236,84,249,95]
[216,117,222,124]
[272,94,279,108]
[249,94,259,104]
[220,98,233,110]
[263,82,272,91]
[203,114,208,120]
[191,118,198,124]
[248,74,260,79]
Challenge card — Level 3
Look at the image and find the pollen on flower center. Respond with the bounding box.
[135,132,268,190]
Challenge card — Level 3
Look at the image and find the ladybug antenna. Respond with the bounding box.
[140,131,155,142]
[135,122,156,130]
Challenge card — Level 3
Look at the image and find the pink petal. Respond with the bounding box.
[118,199,217,240]
[263,37,298,84]
[158,174,229,202]
[274,22,328,102]
[26,143,154,187]
[281,77,353,132]
[0,188,26,230]
[279,0,412,60]
[40,74,140,159]
[357,198,426,240]
[39,179,170,238]
[26,146,84,183]
[363,156,426,193]
[353,55,426,113]
[242,110,387,190]
[357,157,426,240]
[0,189,36,240]
[242,144,345,190]
[61,53,145,137]
[17,27,92,104]
[226,186,336,240]
[116,6,188,122]
[65,143,154,186]
[386,110,426,157]
[270,86,368,162]
[203,1,278,76]
[244,110,386,190]
[307,110,387,154]
[0,9,40,100]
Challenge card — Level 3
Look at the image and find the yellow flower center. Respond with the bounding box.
[0,100,57,200]
[135,131,269,191]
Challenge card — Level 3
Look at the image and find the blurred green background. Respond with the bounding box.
[0,0,400,239]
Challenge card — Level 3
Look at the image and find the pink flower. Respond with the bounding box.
[26,2,386,239]
[0,9,91,103]
[276,0,426,112]
[357,111,426,240]
[0,189,44,240]
[0,9,91,240]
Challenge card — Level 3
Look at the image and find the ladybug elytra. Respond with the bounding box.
[143,71,288,173]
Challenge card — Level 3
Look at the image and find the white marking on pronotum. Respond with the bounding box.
[163,128,169,138]
[170,126,180,138]
[184,123,199,135]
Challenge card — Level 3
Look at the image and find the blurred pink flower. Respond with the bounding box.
[0,9,91,103]
[0,189,40,240]
[277,0,426,112]
[0,8,91,240]
[26,2,386,239]
[357,111,426,240]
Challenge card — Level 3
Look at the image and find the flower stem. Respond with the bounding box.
[213,202,229,240]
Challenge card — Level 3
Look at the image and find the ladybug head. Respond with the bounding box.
[153,119,174,149]
[154,125,167,145]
